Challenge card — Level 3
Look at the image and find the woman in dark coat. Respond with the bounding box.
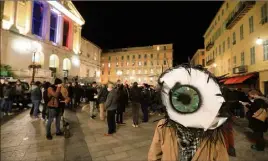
[116,84,127,124]
[246,90,268,151]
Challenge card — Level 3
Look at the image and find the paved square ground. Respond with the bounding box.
[1,106,268,161]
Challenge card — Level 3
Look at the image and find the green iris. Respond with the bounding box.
[170,84,201,113]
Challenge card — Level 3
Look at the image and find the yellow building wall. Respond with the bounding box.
[101,44,173,84]
[203,1,268,93]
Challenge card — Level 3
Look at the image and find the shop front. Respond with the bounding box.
[259,70,268,96]
[220,72,259,92]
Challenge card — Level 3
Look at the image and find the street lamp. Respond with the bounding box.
[256,37,263,45]
[28,41,41,83]
[116,70,122,82]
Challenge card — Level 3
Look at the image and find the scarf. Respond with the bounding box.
[170,121,203,161]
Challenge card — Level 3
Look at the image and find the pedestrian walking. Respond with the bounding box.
[129,82,141,128]
[104,84,118,136]
[31,81,42,119]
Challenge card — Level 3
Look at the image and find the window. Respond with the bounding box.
[240,25,244,40]
[264,40,268,61]
[222,9,224,16]
[163,46,166,50]
[116,57,118,61]
[138,61,142,66]
[227,37,230,49]
[226,2,229,9]
[144,61,147,66]
[127,55,129,60]
[218,15,220,21]
[49,12,58,42]
[132,61,135,66]
[126,62,129,66]
[157,53,159,58]
[228,59,230,71]
[138,55,141,59]
[261,3,268,24]
[32,1,44,37]
[121,56,124,60]
[102,71,104,75]
[144,54,147,59]
[151,54,153,58]
[108,56,111,61]
[108,71,110,75]
[63,19,69,47]
[219,45,221,55]
[164,60,167,65]
[108,63,111,68]
[223,41,225,53]
[151,61,153,66]
[202,51,205,55]
[202,59,205,66]
[241,52,245,65]
[213,51,215,58]
[250,46,255,64]
[116,62,119,67]
[232,32,236,45]
[233,56,236,65]
[249,16,254,33]
[150,69,153,74]
[87,53,90,58]
[132,55,135,59]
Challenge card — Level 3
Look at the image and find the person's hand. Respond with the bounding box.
[239,101,249,106]
[57,84,62,88]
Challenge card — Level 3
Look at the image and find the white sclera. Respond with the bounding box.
[160,67,225,130]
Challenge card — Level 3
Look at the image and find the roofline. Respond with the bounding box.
[81,37,102,50]
[102,43,173,53]
[191,49,205,61]
[69,2,85,25]
[203,1,225,38]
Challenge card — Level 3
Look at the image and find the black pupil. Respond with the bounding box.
[177,93,192,105]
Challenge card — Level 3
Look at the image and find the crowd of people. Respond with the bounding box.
[1,72,267,160]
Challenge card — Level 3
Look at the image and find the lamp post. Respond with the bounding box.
[28,41,41,83]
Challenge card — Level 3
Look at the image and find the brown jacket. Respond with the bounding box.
[148,119,229,161]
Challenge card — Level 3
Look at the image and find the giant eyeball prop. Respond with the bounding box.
[159,66,227,131]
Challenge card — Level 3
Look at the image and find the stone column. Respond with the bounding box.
[44,5,51,41]
[58,14,64,46]
[10,1,19,32]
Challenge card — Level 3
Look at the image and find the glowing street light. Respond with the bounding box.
[256,37,263,45]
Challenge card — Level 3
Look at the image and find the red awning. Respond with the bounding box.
[224,73,255,85]
[219,79,227,83]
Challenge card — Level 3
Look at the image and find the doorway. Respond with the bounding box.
[264,81,268,97]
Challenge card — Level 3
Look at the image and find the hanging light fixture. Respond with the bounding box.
[256,37,263,45]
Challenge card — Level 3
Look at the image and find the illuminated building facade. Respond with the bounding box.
[101,44,173,85]
[190,49,205,67]
[80,38,102,83]
[1,0,85,82]
[203,1,268,94]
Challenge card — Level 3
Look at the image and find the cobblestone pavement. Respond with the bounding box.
[1,106,268,161]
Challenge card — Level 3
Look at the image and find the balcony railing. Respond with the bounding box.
[205,41,214,51]
[226,1,256,29]
[233,65,248,74]
[260,16,268,25]
[206,58,215,66]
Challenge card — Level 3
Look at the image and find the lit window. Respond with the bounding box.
[102,63,104,67]
[94,53,97,60]
[157,46,160,51]
[116,62,119,67]
[138,61,142,66]
[108,63,111,68]
[49,12,58,42]
[63,19,69,47]
[126,62,129,66]
[32,1,44,37]
[150,69,153,74]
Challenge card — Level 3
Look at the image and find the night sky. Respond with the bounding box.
[73,1,223,65]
